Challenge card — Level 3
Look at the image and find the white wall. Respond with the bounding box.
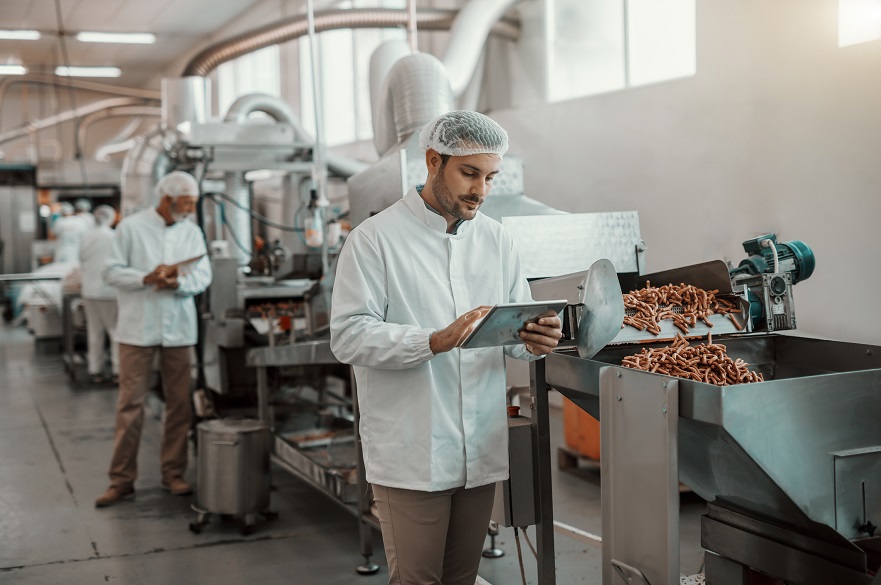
[489,0,881,345]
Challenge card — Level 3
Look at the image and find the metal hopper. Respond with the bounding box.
[534,261,881,584]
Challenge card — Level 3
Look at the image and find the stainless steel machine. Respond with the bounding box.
[521,255,881,584]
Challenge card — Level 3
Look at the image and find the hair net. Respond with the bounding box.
[74,198,92,212]
[418,110,508,157]
[94,205,116,226]
[155,170,199,200]
[59,202,74,216]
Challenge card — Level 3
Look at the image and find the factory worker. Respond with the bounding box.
[330,111,562,585]
[52,201,89,264]
[78,205,120,384]
[95,170,212,508]
[74,198,96,228]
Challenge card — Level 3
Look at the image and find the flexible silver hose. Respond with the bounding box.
[182,8,519,77]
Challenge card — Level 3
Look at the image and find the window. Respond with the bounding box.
[216,45,282,117]
[839,0,881,47]
[300,0,406,146]
[547,0,696,102]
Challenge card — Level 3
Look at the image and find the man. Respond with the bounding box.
[95,171,212,508]
[330,111,562,585]
[78,205,120,384]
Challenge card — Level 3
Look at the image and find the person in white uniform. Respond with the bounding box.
[78,205,120,383]
[75,198,96,229]
[330,111,563,585]
[52,201,90,264]
[95,171,212,508]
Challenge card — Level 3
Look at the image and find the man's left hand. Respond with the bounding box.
[519,310,563,356]
[155,275,180,290]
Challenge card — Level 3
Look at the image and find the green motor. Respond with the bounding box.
[729,234,815,284]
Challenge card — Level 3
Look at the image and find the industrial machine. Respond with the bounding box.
[515,241,881,584]
[729,233,816,333]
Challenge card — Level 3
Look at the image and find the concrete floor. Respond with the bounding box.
[0,320,707,585]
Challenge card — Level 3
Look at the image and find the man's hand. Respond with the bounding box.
[144,264,180,288]
[429,305,493,354]
[518,310,563,356]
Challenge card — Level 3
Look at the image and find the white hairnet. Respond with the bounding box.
[75,198,92,212]
[59,202,74,216]
[94,205,116,226]
[418,110,508,157]
[155,170,199,199]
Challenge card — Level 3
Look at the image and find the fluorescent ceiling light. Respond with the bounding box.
[0,65,28,75]
[55,66,121,78]
[75,31,155,44]
[0,30,41,41]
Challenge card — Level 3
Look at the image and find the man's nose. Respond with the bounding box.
[471,181,488,197]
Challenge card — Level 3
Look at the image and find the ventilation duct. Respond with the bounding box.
[182,8,518,77]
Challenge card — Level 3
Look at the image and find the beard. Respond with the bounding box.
[431,167,482,222]
[171,211,191,223]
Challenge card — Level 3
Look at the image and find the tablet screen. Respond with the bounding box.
[460,300,568,349]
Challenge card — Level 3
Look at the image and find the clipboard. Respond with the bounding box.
[170,254,205,268]
[460,299,568,349]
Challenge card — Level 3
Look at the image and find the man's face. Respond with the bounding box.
[169,195,198,223]
[429,153,501,223]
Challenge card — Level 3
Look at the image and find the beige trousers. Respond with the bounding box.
[372,483,496,585]
[108,343,193,488]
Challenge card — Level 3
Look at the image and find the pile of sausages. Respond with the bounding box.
[621,333,765,386]
[622,282,743,335]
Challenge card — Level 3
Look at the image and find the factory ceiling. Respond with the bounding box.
[0,0,266,87]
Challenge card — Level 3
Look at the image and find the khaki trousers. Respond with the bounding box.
[372,483,496,585]
[108,343,193,488]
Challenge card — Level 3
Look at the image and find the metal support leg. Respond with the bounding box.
[256,366,270,430]
[351,368,380,576]
[483,521,505,558]
[530,359,557,585]
[704,551,749,585]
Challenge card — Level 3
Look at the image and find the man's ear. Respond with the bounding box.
[425,148,442,174]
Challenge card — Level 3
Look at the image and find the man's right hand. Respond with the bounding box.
[429,305,493,354]
[143,264,179,286]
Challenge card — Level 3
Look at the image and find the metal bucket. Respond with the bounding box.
[195,418,270,515]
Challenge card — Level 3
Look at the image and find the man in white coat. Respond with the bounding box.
[78,205,119,383]
[330,111,562,585]
[95,171,212,508]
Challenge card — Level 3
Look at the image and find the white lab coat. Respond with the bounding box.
[330,187,536,492]
[103,207,212,347]
[79,225,117,300]
[53,215,90,264]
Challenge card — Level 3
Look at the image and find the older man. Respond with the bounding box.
[331,111,562,585]
[95,171,212,508]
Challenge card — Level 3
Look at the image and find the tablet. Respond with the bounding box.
[460,300,568,349]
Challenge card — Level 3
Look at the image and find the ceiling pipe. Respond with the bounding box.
[76,106,160,155]
[0,97,155,146]
[182,7,519,77]
[442,0,524,97]
[0,75,160,129]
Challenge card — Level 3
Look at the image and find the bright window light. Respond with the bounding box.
[55,66,121,78]
[0,30,41,41]
[839,0,881,46]
[76,31,156,44]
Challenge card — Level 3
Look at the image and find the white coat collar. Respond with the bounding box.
[403,186,473,237]
[148,206,168,227]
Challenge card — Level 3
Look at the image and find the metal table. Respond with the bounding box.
[246,339,380,574]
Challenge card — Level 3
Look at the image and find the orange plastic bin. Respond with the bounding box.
[562,396,601,460]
